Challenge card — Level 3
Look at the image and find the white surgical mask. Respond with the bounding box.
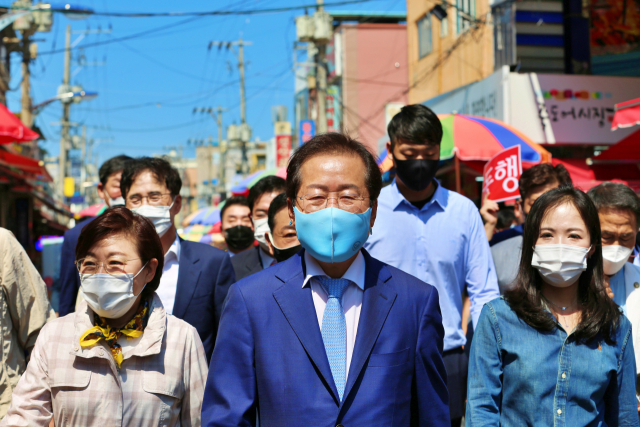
[602,245,633,276]
[107,196,125,207]
[132,199,174,237]
[253,217,270,248]
[532,244,590,288]
[80,262,149,319]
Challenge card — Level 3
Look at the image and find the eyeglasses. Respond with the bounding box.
[127,193,172,208]
[75,257,143,277]
[297,193,370,214]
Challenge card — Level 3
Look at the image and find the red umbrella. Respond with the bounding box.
[611,98,640,131]
[0,104,38,144]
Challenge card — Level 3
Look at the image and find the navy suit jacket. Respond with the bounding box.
[58,217,94,316]
[174,239,236,362]
[203,249,449,427]
[230,246,263,281]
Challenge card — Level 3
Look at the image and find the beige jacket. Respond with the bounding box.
[0,293,208,427]
[0,228,54,418]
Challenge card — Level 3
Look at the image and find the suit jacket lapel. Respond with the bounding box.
[246,247,263,276]
[173,239,201,319]
[272,252,341,403]
[342,251,396,404]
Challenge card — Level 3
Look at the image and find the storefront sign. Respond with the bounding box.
[276,135,291,167]
[299,120,315,144]
[483,145,522,203]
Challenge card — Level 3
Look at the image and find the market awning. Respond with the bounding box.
[0,149,52,182]
[0,104,39,144]
[593,128,640,162]
[553,158,640,192]
[611,98,640,131]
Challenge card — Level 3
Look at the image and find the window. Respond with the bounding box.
[440,11,449,37]
[457,0,476,34]
[418,14,433,58]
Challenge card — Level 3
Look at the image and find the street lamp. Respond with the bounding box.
[32,89,98,115]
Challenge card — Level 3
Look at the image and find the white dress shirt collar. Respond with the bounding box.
[165,234,181,263]
[302,250,366,291]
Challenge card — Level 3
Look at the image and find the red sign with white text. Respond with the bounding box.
[276,135,291,167]
[483,145,522,203]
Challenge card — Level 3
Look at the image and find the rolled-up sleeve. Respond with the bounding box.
[464,211,500,328]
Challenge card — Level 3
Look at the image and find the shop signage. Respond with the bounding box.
[483,145,522,203]
[299,120,315,144]
[276,135,291,168]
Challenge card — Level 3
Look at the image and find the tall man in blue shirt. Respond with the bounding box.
[364,104,500,426]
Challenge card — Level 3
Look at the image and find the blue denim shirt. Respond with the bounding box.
[466,298,638,427]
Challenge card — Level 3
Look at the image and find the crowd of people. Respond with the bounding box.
[0,104,638,426]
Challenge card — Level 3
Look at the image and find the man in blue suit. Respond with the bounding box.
[203,133,449,427]
[121,157,235,361]
[58,155,132,316]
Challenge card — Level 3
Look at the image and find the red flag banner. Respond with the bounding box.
[483,145,522,203]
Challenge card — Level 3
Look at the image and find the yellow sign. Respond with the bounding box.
[274,121,291,136]
[64,177,75,197]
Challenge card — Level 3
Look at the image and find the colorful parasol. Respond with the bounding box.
[611,97,640,131]
[230,166,287,195]
[379,114,551,172]
[76,203,106,219]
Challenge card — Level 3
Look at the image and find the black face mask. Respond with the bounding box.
[394,158,440,192]
[272,244,302,263]
[225,225,255,251]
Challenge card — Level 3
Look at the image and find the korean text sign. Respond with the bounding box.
[483,145,522,203]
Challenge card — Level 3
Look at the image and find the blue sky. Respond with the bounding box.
[6,0,405,165]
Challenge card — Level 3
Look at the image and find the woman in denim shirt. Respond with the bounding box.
[467,187,638,427]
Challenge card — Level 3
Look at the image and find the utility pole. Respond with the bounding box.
[215,106,227,194]
[208,38,252,175]
[58,24,70,199]
[316,0,328,134]
[20,31,32,133]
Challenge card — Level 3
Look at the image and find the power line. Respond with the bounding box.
[75,0,376,17]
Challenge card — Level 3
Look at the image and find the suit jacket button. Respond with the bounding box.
[635,282,639,289]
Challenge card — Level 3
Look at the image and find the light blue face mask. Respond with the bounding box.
[294,206,372,263]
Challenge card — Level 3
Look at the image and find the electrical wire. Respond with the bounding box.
[76,0,376,18]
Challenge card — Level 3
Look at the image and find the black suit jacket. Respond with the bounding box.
[175,239,236,362]
[230,246,264,281]
[58,217,94,316]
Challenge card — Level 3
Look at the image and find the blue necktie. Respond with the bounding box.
[316,276,350,402]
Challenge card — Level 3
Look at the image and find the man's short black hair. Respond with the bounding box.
[120,157,182,199]
[268,192,288,231]
[221,196,251,223]
[248,176,286,211]
[286,133,382,206]
[588,182,640,225]
[99,155,132,186]
[519,163,572,201]
[387,104,443,150]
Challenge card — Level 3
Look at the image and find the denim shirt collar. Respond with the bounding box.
[389,178,446,212]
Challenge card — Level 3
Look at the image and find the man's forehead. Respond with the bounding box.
[599,208,637,226]
[299,154,367,188]
[131,170,166,189]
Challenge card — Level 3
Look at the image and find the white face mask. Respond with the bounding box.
[532,244,590,288]
[132,199,175,237]
[253,217,270,248]
[107,196,125,207]
[602,245,633,276]
[80,262,148,319]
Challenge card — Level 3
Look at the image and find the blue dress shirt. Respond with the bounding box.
[610,267,627,315]
[364,180,500,351]
[467,298,638,427]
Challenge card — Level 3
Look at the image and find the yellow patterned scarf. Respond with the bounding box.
[80,300,150,368]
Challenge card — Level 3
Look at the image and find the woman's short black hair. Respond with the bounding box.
[76,206,164,303]
[505,187,621,345]
[286,133,382,206]
[387,104,442,150]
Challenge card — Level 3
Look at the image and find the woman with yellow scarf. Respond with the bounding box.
[1,207,208,427]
